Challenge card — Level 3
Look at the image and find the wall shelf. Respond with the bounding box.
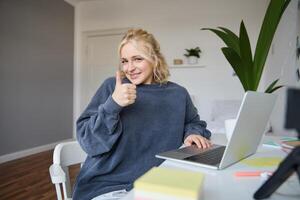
[169,65,206,69]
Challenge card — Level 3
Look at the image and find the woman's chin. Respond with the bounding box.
[127,76,149,85]
[129,78,142,85]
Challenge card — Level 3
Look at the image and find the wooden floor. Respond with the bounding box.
[0,150,80,200]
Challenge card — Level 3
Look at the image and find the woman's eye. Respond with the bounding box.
[134,57,144,62]
[121,60,127,64]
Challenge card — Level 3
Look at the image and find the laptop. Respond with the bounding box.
[156,91,277,170]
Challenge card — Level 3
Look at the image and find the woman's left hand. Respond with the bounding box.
[184,134,212,149]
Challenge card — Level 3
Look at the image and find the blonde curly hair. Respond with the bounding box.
[118,28,170,84]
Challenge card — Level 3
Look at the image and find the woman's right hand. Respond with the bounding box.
[112,71,137,107]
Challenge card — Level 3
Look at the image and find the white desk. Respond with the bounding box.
[121,134,300,200]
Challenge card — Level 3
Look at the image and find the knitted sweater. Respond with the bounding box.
[73,77,211,200]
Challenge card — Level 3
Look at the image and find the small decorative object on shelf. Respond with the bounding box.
[173,59,183,65]
[184,47,202,65]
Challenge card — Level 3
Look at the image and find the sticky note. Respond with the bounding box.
[241,157,282,167]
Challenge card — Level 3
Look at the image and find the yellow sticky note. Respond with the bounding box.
[241,157,282,167]
[134,167,204,200]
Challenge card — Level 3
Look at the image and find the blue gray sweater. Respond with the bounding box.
[73,77,211,200]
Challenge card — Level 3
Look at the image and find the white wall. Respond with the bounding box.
[73,0,297,135]
[264,0,300,136]
[0,0,74,159]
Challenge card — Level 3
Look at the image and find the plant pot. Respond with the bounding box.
[187,56,198,65]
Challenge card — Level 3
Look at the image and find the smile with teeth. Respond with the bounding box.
[129,73,141,79]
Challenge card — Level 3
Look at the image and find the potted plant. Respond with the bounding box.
[184,47,202,64]
[202,0,291,136]
[202,0,291,93]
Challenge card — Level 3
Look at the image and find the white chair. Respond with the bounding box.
[49,141,87,200]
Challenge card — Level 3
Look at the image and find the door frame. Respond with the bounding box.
[73,28,130,138]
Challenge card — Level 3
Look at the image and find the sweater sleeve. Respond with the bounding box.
[76,78,123,157]
[184,91,211,140]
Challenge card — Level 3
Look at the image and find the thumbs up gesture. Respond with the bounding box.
[112,71,137,107]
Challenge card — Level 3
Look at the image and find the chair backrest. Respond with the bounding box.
[53,141,87,166]
[50,140,87,200]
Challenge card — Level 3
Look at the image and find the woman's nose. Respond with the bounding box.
[128,61,136,71]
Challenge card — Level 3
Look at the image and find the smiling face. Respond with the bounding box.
[120,42,154,85]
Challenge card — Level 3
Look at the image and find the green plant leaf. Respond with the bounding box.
[264,78,284,93]
[280,0,292,18]
[239,20,254,90]
[202,0,291,93]
[184,47,201,57]
[202,28,240,56]
[221,47,248,91]
[266,85,284,93]
[264,79,279,93]
[253,0,291,89]
[218,27,240,55]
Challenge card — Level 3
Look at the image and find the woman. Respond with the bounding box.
[73,29,211,200]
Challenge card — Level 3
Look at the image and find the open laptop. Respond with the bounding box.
[156,91,277,170]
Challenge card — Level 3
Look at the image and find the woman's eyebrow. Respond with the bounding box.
[121,55,142,60]
[132,55,142,58]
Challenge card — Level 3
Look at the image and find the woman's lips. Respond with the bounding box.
[130,73,141,79]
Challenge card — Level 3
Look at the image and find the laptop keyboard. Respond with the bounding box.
[184,146,226,165]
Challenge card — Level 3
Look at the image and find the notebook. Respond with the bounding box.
[156,91,277,170]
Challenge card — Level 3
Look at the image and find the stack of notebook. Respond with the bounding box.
[281,140,300,153]
[134,167,204,200]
